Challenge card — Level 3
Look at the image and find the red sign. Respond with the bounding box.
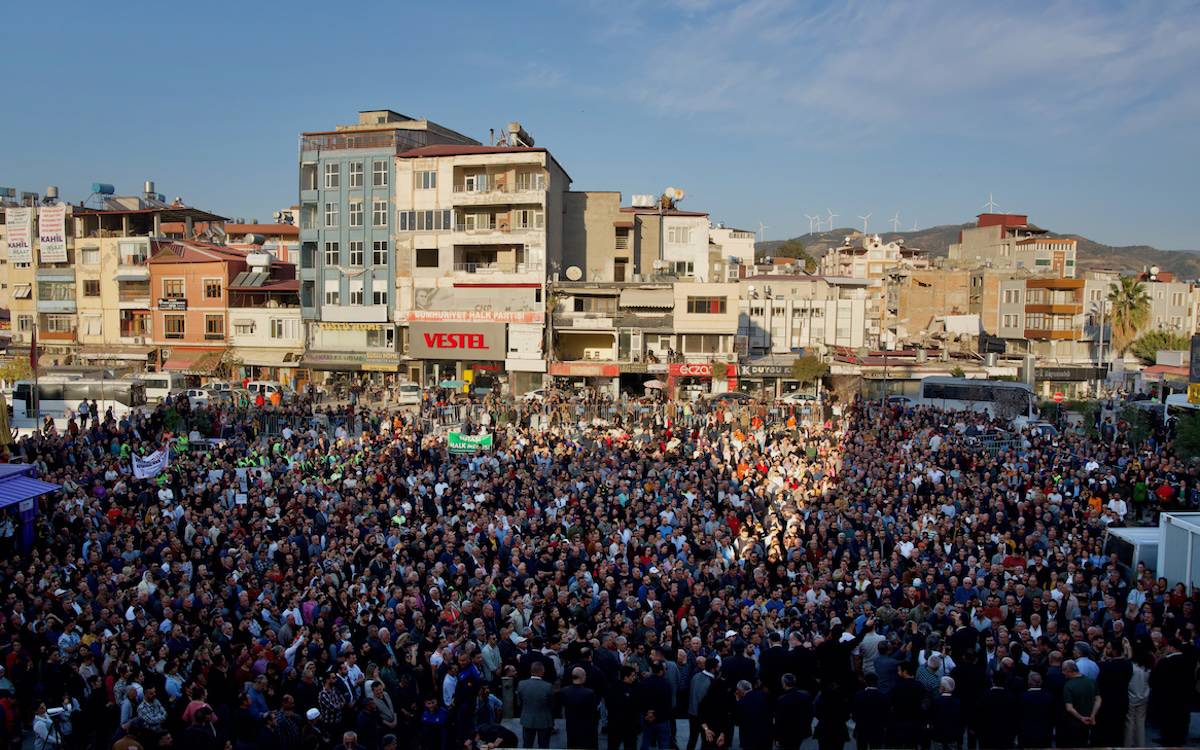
[424,332,486,349]
[549,362,619,377]
[1053,392,1064,403]
[670,363,714,378]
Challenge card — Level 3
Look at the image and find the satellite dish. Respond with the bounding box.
[674,188,685,201]
[1150,266,1160,276]
[565,265,583,281]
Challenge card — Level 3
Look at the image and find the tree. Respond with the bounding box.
[791,355,829,384]
[770,240,816,272]
[1129,330,1189,365]
[949,365,966,378]
[1107,277,1151,354]
[0,357,32,385]
[1174,412,1200,460]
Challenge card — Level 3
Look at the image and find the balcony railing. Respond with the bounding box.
[452,184,544,195]
[453,261,543,274]
[454,223,541,234]
[119,287,151,302]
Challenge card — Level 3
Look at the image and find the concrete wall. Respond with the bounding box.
[562,191,622,281]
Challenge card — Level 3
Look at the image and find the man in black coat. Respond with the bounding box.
[928,677,965,750]
[607,666,642,750]
[560,667,600,750]
[1150,639,1194,747]
[851,673,889,750]
[721,641,758,687]
[976,671,1017,749]
[887,662,926,749]
[638,661,674,750]
[734,680,772,750]
[759,632,790,697]
[1096,641,1132,748]
[1018,672,1055,749]
[773,673,813,750]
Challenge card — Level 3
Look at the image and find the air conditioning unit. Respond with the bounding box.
[133,336,146,345]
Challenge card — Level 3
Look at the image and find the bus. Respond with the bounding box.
[11,378,147,429]
[917,376,1037,421]
[135,372,189,403]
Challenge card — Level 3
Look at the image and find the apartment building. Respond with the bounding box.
[149,241,248,374]
[891,269,972,340]
[298,110,477,376]
[818,233,930,279]
[394,128,568,391]
[561,191,626,281]
[708,224,757,282]
[227,253,303,384]
[1135,270,1200,334]
[995,276,1106,361]
[948,213,1077,277]
[738,275,869,356]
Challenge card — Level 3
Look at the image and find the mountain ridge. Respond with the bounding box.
[756,223,1200,278]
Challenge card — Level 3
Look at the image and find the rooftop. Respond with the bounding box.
[620,206,710,217]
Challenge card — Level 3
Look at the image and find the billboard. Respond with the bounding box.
[38,204,67,263]
[5,207,33,264]
[408,321,506,360]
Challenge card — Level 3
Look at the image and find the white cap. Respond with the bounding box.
[306,708,321,721]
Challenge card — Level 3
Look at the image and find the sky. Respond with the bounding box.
[2,0,1198,249]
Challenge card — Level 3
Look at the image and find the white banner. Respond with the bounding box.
[5,207,33,264]
[38,204,67,263]
[132,449,170,479]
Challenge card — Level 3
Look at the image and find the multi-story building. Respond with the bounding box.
[148,240,248,375]
[297,110,476,378]
[709,224,757,282]
[738,275,869,356]
[995,276,1108,362]
[562,191,626,281]
[890,269,972,341]
[818,233,929,279]
[393,126,569,391]
[948,213,1077,277]
[227,252,303,384]
[1135,270,1200,335]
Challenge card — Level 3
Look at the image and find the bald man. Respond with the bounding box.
[560,666,600,749]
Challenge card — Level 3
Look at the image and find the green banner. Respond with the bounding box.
[448,431,494,454]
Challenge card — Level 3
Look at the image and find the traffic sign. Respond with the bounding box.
[1053,392,1064,403]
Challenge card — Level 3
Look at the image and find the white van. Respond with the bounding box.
[246,380,292,402]
[137,372,189,403]
[397,382,421,405]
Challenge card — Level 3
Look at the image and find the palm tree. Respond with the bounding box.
[1107,277,1151,354]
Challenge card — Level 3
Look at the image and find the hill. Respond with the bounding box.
[758,224,1200,278]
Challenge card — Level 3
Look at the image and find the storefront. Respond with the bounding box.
[548,361,620,396]
[299,350,402,376]
[1033,365,1108,401]
[235,348,303,387]
[666,362,738,400]
[408,321,508,393]
[738,358,804,399]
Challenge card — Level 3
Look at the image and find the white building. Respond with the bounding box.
[739,275,869,354]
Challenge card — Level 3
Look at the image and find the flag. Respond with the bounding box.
[29,325,37,372]
[132,448,170,479]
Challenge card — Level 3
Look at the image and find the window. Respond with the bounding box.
[164,315,185,339]
[1003,314,1019,328]
[398,209,450,231]
[366,327,395,349]
[83,279,100,297]
[324,162,340,189]
[1003,289,1022,304]
[81,247,100,265]
[683,334,724,353]
[301,281,314,308]
[349,200,363,227]
[234,321,255,335]
[373,159,388,187]
[270,318,299,339]
[204,314,224,340]
[349,241,364,266]
[323,279,339,305]
[324,242,340,267]
[515,171,545,191]
[687,296,727,314]
[348,161,364,188]
[464,173,488,193]
[416,248,439,268]
[372,241,389,266]
[417,170,437,190]
[324,202,338,228]
[1026,289,1043,304]
[44,314,75,333]
[667,226,692,244]
[203,278,222,299]
[1172,292,1185,307]
[1034,258,1051,266]
[372,278,388,305]
[163,279,185,299]
[671,261,695,276]
[615,232,630,251]
[513,209,544,229]
[16,315,32,332]
[37,281,75,300]
[373,200,388,227]
[349,279,364,305]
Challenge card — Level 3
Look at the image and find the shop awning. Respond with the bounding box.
[0,464,59,510]
[235,348,299,367]
[12,285,31,300]
[112,269,150,281]
[163,349,223,374]
[619,288,673,309]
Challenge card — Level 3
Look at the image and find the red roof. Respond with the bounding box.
[224,223,300,237]
[150,240,249,264]
[398,145,547,158]
[977,213,1029,228]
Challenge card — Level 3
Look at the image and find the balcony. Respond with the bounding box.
[1026,303,1082,315]
[452,261,543,275]
[36,299,76,314]
[451,184,545,207]
[1024,328,1080,340]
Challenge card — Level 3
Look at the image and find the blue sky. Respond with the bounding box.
[3,0,1198,248]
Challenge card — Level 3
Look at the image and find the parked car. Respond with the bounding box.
[204,381,234,395]
[246,380,293,403]
[885,395,916,406]
[705,391,755,404]
[779,392,816,404]
[397,382,421,405]
[183,388,209,408]
[522,388,550,401]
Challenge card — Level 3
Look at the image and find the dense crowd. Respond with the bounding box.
[0,386,1197,750]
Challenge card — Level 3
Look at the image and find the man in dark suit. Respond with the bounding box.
[759,632,790,697]
[594,634,621,688]
[976,671,1017,748]
[607,666,641,750]
[1150,638,1194,747]
[734,680,772,750]
[773,673,813,750]
[516,662,554,749]
[638,661,674,750]
[887,662,926,749]
[851,673,890,750]
[721,642,758,687]
[928,676,965,750]
[1018,672,1054,749]
[560,667,599,750]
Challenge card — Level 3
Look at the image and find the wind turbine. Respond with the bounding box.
[890,212,901,232]
[857,213,872,234]
[825,209,838,232]
[911,219,917,232]
[804,214,819,235]
[758,222,769,242]
[983,193,1000,213]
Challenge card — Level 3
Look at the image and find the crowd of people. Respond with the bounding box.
[0,383,1197,750]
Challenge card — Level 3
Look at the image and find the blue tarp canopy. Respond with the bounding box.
[0,464,60,510]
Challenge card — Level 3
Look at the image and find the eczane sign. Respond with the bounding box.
[408,322,506,360]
